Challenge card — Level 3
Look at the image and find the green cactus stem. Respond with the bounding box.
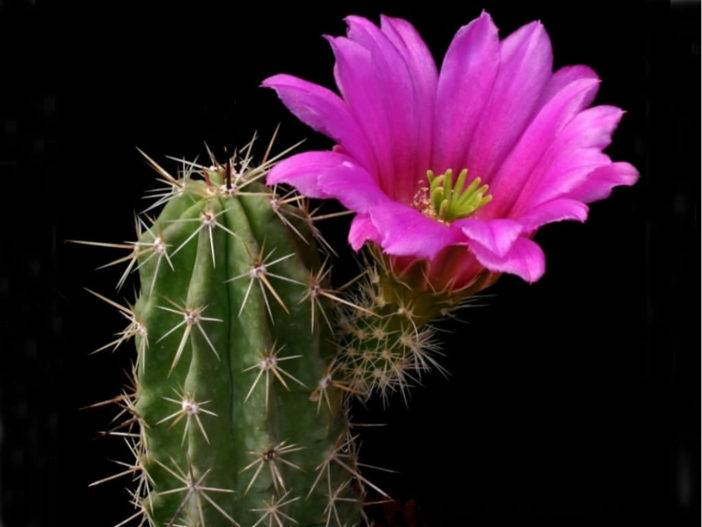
[87,140,371,527]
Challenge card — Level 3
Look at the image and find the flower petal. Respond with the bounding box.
[267,150,343,198]
[343,16,434,202]
[539,65,599,107]
[457,218,523,258]
[267,149,391,213]
[318,158,390,212]
[326,35,397,197]
[367,202,464,260]
[468,236,546,283]
[518,199,589,233]
[568,162,639,202]
[379,15,437,184]
[261,74,375,170]
[506,105,632,215]
[433,11,500,174]
[463,19,553,180]
[486,76,601,217]
[349,213,382,250]
[379,15,438,107]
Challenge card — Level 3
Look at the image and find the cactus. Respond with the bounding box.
[83,138,378,527]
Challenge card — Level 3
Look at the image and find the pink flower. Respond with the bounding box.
[262,12,638,289]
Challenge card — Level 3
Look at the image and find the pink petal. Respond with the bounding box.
[267,149,391,213]
[326,35,396,197]
[379,16,437,184]
[433,11,500,174]
[556,105,625,151]
[467,236,546,283]
[568,162,639,202]
[518,199,589,233]
[261,74,375,171]
[463,19,553,180]
[539,65,599,107]
[515,105,628,209]
[349,213,382,250]
[343,16,434,202]
[457,218,523,258]
[487,76,601,217]
[267,150,344,198]
[318,159,390,212]
[380,15,438,106]
[367,202,465,260]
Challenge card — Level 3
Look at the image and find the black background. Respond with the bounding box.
[1,1,699,526]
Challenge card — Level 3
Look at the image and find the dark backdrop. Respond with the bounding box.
[1,1,699,526]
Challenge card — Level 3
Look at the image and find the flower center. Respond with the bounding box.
[414,169,492,223]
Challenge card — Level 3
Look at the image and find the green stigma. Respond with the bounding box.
[426,168,492,222]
